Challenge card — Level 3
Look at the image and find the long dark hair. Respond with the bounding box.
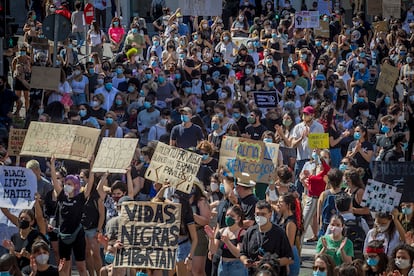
[228,205,245,228]
[344,168,365,189]
[387,244,414,273]
[315,254,335,276]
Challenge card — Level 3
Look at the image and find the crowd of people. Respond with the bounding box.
[1,0,414,275]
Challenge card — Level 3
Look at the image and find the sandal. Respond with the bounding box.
[305,237,318,243]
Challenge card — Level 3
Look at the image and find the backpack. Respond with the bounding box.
[343,216,366,260]
[319,190,345,236]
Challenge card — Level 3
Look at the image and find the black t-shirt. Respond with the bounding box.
[240,224,293,276]
[347,140,373,169]
[22,265,59,276]
[138,164,152,195]
[235,116,249,133]
[89,107,106,120]
[197,158,218,188]
[58,190,86,234]
[12,229,48,269]
[328,126,341,149]
[171,123,204,149]
[245,124,268,140]
[240,193,258,221]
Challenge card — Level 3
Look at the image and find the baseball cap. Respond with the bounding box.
[179,106,193,114]
[303,106,315,114]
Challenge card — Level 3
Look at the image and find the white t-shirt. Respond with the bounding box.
[89,30,104,46]
[292,120,325,160]
[47,81,72,104]
[71,75,89,94]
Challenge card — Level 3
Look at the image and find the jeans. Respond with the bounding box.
[294,159,309,198]
[218,259,248,276]
[330,147,342,169]
[289,246,300,276]
[74,32,85,48]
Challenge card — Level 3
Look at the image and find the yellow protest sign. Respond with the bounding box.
[308,133,329,149]
[115,201,181,270]
[376,63,399,95]
[373,21,388,33]
[20,122,100,162]
[92,138,139,173]
[7,129,27,156]
[314,20,329,38]
[145,142,202,194]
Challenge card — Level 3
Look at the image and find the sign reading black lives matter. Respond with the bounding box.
[145,142,202,194]
[253,91,278,108]
[0,166,37,209]
[114,202,181,270]
[372,161,414,202]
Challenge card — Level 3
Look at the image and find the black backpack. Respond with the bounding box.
[343,216,366,260]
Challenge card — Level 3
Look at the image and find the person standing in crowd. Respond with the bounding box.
[170,106,204,149]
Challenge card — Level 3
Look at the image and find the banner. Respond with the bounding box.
[372,161,414,202]
[7,129,27,156]
[219,136,279,184]
[179,0,222,16]
[361,179,401,213]
[376,63,399,95]
[0,166,37,209]
[382,0,400,19]
[30,67,61,91]
[253,91,278,108]
[20,122,100,163]
[114,202,181,269]
[367,0,382,16]
[314,20,329,38]
[145,142,202,194]
[294,11,320,29]
[308,133,329,149]
[92,138,139,173]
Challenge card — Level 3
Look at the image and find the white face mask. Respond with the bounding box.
[35,253,49,265]
[376,222,390,233]
[210,183,218,192]
[268,189,278,202]
[64,185,74,194]
[255,215,268,226]
[395,258,411,270]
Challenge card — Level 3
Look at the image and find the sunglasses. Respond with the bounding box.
[313,266,326,272]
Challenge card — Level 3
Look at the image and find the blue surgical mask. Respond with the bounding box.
[357,97,365,103]
[286,81,293,87]
[0,272,11,276]
[201,154,209,161]
[140,90,145,97]
[153,41,159,46]
[232,112,241,119]
[384,96,391,105]
[105,253,115,264]
[211,122,220,130]
[381,125,390,134]
[116,99,122,105]
[201,64,209,71]
[139,155,146,163]
[256,68,263,74]
[291,70,298,76]
[105,117,114,125]
[88,68,95,74]
[175,73,181,79]
[205,84,211,91]
[315,41,322,47]
[402,142,409,151]
[350,44,357,51]
[213,57,221,63]
[113,21,119,27]
[143,101,151,109]
[359,52,366,58]
[181,114,190,123]
[158,76,165,83]
[313,271,326,276]
[105,83,113,91]
[245,68,252,75]
[184,87,192,94]
[402,207,413,215]
[145,73,152,80]
[354,132,361,140]
[38,108,44,115]
[301,54,307,60]
[263,138,273,143]
[312,152,319,161]
[339,163,347,171]
[219,183,225,194]
[268,81,274,88]
[79,110,87,117]
[151,61,157,67]
[128,86,135,93]
[366,258,379,267]
[116,68,123,74]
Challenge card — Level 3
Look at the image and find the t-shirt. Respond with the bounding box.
[108,27,125,44]
[316,234,354,265]
[347,140,373,169]
[58,190,86,234]
[0,88,19,117]
[38,176,53,200]
[292,120,325,160]
[170,123,204,149]
[245,124,268,140]
[22,265,59,276]
[124,34,145,54]
[156,82,176,102]
[71,75,89,94]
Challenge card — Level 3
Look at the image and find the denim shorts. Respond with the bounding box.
[218,259,248,276]
[84,228,97,238]
[176,239,191,263]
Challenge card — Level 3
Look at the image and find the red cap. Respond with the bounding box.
[303,106,315,114]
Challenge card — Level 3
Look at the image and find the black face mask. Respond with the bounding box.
[19,220,30,229]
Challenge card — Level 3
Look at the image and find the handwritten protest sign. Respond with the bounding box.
[372,161,414,202]
[232,37,250,48]
[376,63,399,95]
[373,21,389,33]
[92,138,139,173]
[145,142,202,194]
[179,0,222,16]
[115,201,181,269]
[20,122,100,163]
[219,136,279,183]
[30,66,61,91]
[361,179,401,213]
[7,129,27,156]
[318,0,332,15]
[0,166,37,209]
[367,0,382,16]
[314,20,329,38]
[382,0,400,19]
[253,91,278,108]
[295,11,319,29]
[308,133,329,149]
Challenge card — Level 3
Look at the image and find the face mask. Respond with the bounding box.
[402,142,409,151]
[127,85,135,93]
[339,163,347,171]
[91,101,99,107]
[271,33,277,39]
[105,83,113,91]
[247,116,256,124]
[282,119,292,127]
[359,63,365,70]
[20,51,26,56]
[220,93,228,99]
[329,225,343,235]
[132,28,138,34]
[181,114,190,123]
[263,138,273,143]
[381,125,390,134]
[357,97,365,103]
[143,101,151,109]
[354,132,361,140]
[407,57,413,64]
[97,78,104,85]
[105,117,114,125]
[245,68,252,75]
[268,81,274,88]
[219,183,225,194]
[211,122,220,130]
[402,207,413,215]
[115,99,123,106]
[151,61,157,67]
[315,41,322,47]
[395,258,411,270]
[116,68,123,74]
[113,21,119,26]
[256,68,263,74]
[376,222,390,232]
[182,87,192,94]
[353,21,360,27]
[105,253,115,264]
[318,64,326,71]
[366,257,379,267]
[313,271,327,276]
[19,220,30,229]
[79,110,87,117]
[193,35,198,40]
[312,152,319,161]
[232,112,241,120]
[146,73,152,80]
[35,253,49,265]
[211,182,218,192]
[384,96,391,105]
[38,108,44,115]
[248,48,253,54]
[266,58,273,64]
[361,110,369,117]
[286,81,293,87]
[64,184,74,194]
[310,99,317,106]
[239,16,244,21]
[255,215,267,226]
[359,52,366,58]
[201,154,209,161]
[301,54,307,60]
[213,57,221,64]
[225,215,236,227]
[351,44,357,51]
[291,70,298,76]
[74,70,81,76]
[400,51,407,56]
[201,64,208,71]
[158,76,165,83]
[275,77,281,84]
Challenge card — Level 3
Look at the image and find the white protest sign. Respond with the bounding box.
[361,179,402,213]
[0,166,37,209]
[145,142,202,194]
[179,0,222,16]
[295,11,320,29]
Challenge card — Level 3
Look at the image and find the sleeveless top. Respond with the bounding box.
[217,228,244,258]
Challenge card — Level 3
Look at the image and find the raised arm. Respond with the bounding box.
[126,167,135,199]
[84,156,95,199]
[50,155,62,195]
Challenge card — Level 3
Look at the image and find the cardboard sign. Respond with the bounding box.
[20,122,100,163]
[373,21,389,33]
[7,129,27,156]
[367,0,383,16]
[318,0,332,15]
[382,0,400,19]
[295,11,320,29]
[0,166,37,209]
[253,91,278,108]
[30,37,50,51]
[179,0,222,16]
[376,63,399,95]
[372,161,414,202]
[232,37,250,48]
[219,136,279,184]
[92,138,139,173]
[115,202,181,269]
[145,142,202,194]
[30,66,61,91]
[314,20,329,38]
[308,133,329,149]
[361,179,401,213]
